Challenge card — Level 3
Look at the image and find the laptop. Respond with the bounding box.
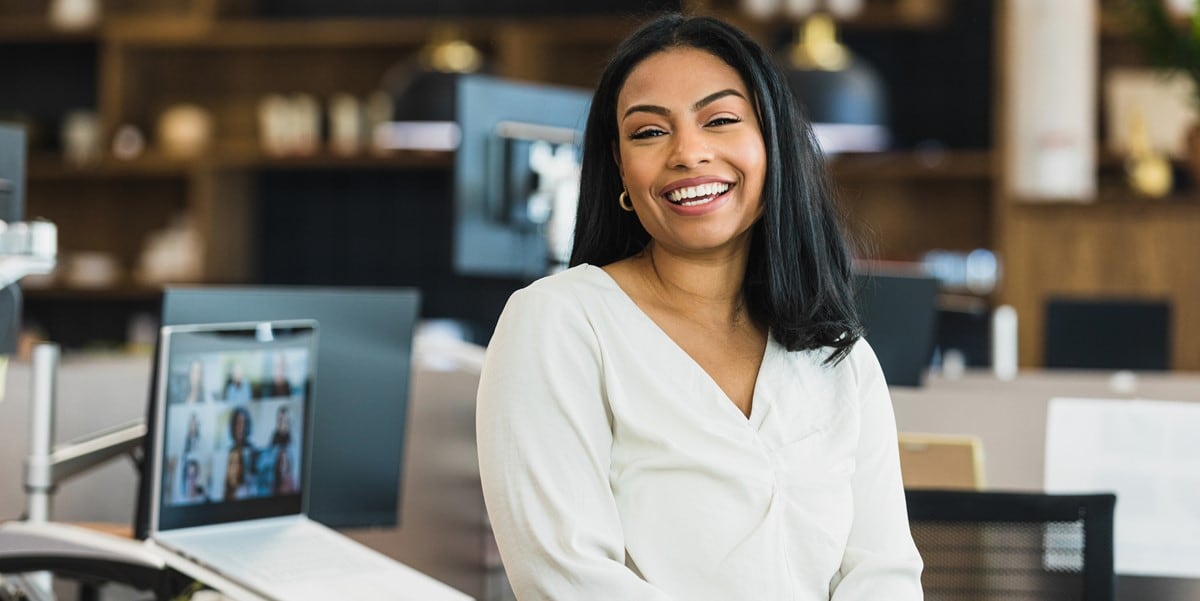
[147,320,471,601]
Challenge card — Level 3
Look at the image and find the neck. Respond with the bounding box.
[638,241,751,326]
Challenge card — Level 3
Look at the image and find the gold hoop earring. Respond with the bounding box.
[619,190,634,212]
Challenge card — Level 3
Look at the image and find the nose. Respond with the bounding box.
[667,125,712,169]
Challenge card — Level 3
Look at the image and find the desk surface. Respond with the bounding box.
[891,369,1200,490]
[890,368,1200,601]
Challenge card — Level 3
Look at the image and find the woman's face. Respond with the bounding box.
[615,47,766,258]
[233,412,246,442]
[273,355,287,382]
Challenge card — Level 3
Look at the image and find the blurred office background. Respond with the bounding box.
[2,0,1196,372]
[3,0,1200,599]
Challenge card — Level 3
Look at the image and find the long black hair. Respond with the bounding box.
[569,13,862,364]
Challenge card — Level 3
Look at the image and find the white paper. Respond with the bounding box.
[1045,397,1200,578]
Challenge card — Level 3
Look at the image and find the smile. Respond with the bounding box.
[664,182,732,206]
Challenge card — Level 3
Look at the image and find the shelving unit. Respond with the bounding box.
[5,0,1003,351]
[987,0,1200,370]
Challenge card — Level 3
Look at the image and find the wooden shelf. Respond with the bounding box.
[28,153,193,180]
[212,146,455,170]
[830,150,994,182]
[27,148,454,180]
[23,285,163,301]
[104,16,643,48]
[702,0,951,31]
[1011,193,1200,212]
[0,17,100,41]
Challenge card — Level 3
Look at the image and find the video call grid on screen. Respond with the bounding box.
[156,324,314,531]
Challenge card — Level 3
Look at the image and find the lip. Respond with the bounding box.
[664,187,732,217]
[659,175,736,198]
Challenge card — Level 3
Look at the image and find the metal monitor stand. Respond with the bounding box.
[5,342,269,601]
[0,219,260,600]
[22,344,148,527]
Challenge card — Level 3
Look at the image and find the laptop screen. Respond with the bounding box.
[153,320,317,533]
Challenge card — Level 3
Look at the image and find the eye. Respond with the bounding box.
[706,116,741,127]
[630,127,667,140]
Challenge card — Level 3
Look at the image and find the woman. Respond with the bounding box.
[180,458,207,502]
[224,447,247,501]
[476,14,923,601]
[184,359,205,404]
[262,354,294,398]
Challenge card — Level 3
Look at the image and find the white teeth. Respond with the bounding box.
[666,182,731,203]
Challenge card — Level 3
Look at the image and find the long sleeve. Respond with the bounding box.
[829,341,925,599]
[476,286,674,601]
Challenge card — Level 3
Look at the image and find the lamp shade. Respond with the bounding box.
[786,58,888,127]
[781,15,891,153]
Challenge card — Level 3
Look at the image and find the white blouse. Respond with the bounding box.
[477,265,923,600]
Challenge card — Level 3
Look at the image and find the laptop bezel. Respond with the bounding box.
[149,319,318,536]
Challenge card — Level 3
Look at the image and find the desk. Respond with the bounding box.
[0,345,495,600]
[891,369,1200,601]
[891,369,1200,490]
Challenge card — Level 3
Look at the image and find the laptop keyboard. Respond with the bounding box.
[184,522,387,584]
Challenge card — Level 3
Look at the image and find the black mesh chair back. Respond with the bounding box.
[906,490,1116,601]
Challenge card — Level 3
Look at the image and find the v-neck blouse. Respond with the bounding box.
[476,265,923,601]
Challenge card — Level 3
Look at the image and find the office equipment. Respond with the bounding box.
[0,125,24,222]
[906,489,1116,601]
[1044,298,1171,371]
[148,320,470,601]
[0,125,25,355]
[139,286,421,533]
[1046,397,1200,579]
[453,75,590,277]
[783,14,891,154]
[897,432,984,490]
[935,305,990,368]
[889,371,1200,600]
[853,270,940,387]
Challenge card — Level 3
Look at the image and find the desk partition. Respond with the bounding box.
[890,369,1200,601]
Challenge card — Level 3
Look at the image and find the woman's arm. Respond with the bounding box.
[477,286,674,601]
[829,340,925,600]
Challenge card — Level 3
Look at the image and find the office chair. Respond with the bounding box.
[1044,298,1171,371]
[906,490,1116,601]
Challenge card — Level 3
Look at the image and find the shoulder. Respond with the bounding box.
[490,264,618,345]
[776,338,886,406]
[501,264,614,321]
[843,338,883,381]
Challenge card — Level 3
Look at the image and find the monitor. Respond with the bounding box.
[1044,298,1171,371]
[853,271,940,387]
[0,124,25,354]
[453,75,591,278]
[135,286,420,537]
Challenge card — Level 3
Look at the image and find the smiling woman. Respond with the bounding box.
[615,48,766,258]
[477,13,924,601]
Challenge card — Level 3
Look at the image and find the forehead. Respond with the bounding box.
[617,47,749,109]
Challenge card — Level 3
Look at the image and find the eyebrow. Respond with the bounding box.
[621,88,747,122]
